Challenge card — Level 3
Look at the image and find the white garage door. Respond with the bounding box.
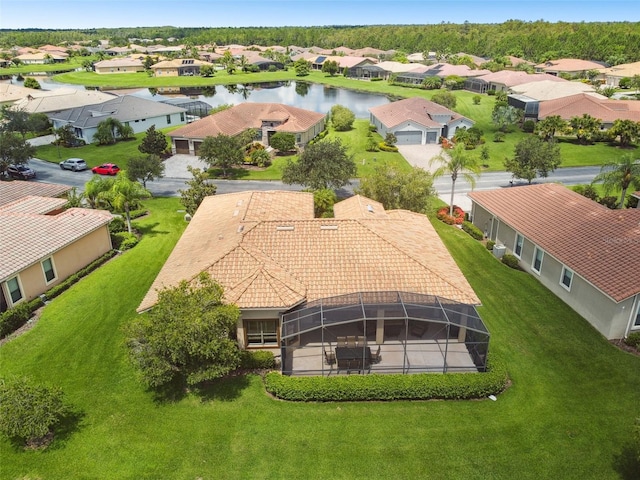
[395,131,422,145]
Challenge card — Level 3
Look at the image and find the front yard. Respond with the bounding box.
[1,197,638,479]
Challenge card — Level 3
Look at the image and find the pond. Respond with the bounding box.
[26,78,392,119]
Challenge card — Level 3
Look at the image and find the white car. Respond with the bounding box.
[59,158,88,172]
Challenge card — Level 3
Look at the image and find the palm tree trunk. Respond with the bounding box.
[619,187,628,209]
[125,204,132,234]
[449,180,456,216]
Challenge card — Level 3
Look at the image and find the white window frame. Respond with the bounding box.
[532,247,544,275]
[5,275,24,306]
[634,302,640,328]
[560,267,574,291]
[41,257,57,284]
[514,233,524,258]
[246,320,279,346]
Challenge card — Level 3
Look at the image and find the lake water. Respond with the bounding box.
[32,78,392,119]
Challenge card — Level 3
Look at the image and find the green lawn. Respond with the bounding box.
[1,197,639,479]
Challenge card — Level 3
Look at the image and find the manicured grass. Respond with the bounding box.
[1,197,639,479]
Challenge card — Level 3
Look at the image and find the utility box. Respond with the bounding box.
[493,244,506,259]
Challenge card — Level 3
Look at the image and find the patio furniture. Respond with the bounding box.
[323,348,336,366]
[370,345,381,364]
[411,322,428,338]
[336,336,347,347]
[346,336,357,347]
[335,346,371,373]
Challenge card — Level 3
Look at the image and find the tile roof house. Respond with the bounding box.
[369,96,474,145]
[508,80,603,102]
[94,57,145,74]
[598,61,640,87]
[469,183,640,339]
[47,95,187,144]
[537,93,640,127]
[535,58,606,76]
[150,58,214,77]
[0,181,113,312]
[10,88,117,114]
[464,71,567,94]
[168,103,326,155]
[138,191,487,375]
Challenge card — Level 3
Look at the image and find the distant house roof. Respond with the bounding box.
[150,58,213,69]
[376,61,426,74]
[510,80,604,101]
[94,57,144,69]
[368,96,472,130]
[168,103,325,139]
[469,183,640,303]
[47,95,187,129]
[598,61,640,79]
[138,191,479,312]
[474,71,567,88]
[535,58,605,73]
[0,181,71,207]
[422,63,491,78]
[11,88,117,114]
[538,93,640,123]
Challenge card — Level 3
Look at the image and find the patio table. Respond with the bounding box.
[335,346,371,373]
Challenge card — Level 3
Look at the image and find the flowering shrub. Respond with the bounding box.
[437,205,465,225]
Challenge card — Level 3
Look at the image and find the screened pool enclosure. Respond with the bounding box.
[280,291,490,376]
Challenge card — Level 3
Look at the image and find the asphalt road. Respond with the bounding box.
[28,158,602,209]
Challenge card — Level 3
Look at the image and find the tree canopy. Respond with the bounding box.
[138,125,168,157]
[179,165,217,216]
[198,134,244,177]
[0,131,36,177]
[125,272,241,388]
[504,136,562,184]
[281,137,356,190]
[591,154,640,209]
[330,105,355,131]
[430,143,481,215]
[356,164,436,214]
[126,154,165,188]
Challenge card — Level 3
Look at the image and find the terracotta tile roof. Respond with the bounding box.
[598,61,640,78]
[538,93,640,122]
[0,196,68,215]
[0,181,71,207]
[424,63,491,78]
[476,71,566,87]
[0,207,113,282]
[168,103,326,139]
[510,81,603,101]
[535,58,605,73]
[469,184,640,302]
[368,96,472,130]
[138,191,479,312]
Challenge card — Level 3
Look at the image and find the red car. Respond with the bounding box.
[92,163,120,175]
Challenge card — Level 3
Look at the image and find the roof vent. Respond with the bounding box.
[233,209,239,217]
[276,225,295,231]
[366,204,374,213]
[237,225,244,233]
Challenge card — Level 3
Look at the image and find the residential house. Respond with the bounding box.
[465,71,566,94]
[369,96,474,145]
[509,80,603,101]
[150,58,214,77]
[0,181,113,312]
[47,95,187,144]
[11,88,117,114]
[597,61,640,87]
[14,51,68,64]
[537,93,640,128]
[393,63,491,86]
[138,191,489,376]
[468,183,640,339]
[94,57,146,74]
[168,103,326,155]
[534,58,605,77]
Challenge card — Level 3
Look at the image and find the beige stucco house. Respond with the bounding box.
[469,184,640,340]
[94,57,145,74]
[168,103,326,155]
[0,181,113,312]
[138,191,490,376]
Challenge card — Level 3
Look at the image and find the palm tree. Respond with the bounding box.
[100,171,151,233]
[430,143,481,216]
[592,154,640,209]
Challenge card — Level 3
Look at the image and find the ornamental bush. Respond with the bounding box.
[436,206,465,225]
[624,332,640,349]
[461,221,484,240]
[263,356,507,402]
[239,350,277,369]
[378,142,398,152]
[501,253,520,269]
[486,240,495,251]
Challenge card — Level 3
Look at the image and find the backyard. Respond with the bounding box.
[0,197,639,479]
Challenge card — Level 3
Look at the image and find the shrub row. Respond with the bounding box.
[461,221,483,240]
[501,253,520,269]
[378,142,398,152]
[239,350,277,370]
[0,250,118,339]
[624,331,640,349]
[263,356,507,402]
[111,232,139,251]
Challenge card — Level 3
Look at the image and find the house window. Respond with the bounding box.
[514,233,524,258]
[532,247,544,274]
[560,267,573,291]
[6,276,23,304]
[180,113,185,122]
[42,257,56,283]
[166,114,171,124]
[634,303,640,327]
[246,320,278,346]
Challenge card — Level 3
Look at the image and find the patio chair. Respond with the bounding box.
[370,345,381,364]
[336,336,347,347]
[346,336,357,348]
[324,348,336,366]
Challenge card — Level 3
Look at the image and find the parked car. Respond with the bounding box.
[7,164,36,180]
[92,163,120,175]
[59,158,88,172]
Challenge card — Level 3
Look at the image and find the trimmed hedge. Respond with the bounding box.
[486,240,495,251]
[624,331,640,349]
[461,221,484,240]
[378,142,398,152]
[112,232,139,251]
[264,356,507,402]
[239,350,277,369]
[0,250,118,339]
[501,253,520,269]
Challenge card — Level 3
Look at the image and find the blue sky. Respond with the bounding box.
[1,0,638,29]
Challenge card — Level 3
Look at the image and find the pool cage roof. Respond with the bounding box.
[281,291,490,376]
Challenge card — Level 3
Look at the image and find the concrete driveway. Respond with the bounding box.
[163,154,208,179]
[396,144,443,172]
